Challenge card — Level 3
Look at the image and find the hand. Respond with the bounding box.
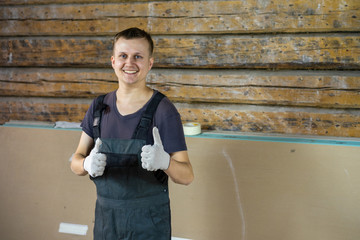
[141,127,170,171]
[83,138,107,177]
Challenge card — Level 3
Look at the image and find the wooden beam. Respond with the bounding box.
[0,0,155,4]
[0,68,117,98]
[1,68,360,108]
[154,35,360,69]
[1,0,359,35]
[1,98,359,137]
[0,98,90,124]
[178,105,360,138]
[1,35,359,69]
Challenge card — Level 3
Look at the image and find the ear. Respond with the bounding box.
[148,57,154,71]
[111,55,115,68]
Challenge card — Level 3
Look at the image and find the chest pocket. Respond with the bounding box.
[100,138,145,167]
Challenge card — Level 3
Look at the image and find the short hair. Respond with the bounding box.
[113,27,154,56]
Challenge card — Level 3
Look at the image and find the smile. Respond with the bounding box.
[123,70,138,74]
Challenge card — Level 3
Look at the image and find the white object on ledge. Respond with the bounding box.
[54,121,81,129]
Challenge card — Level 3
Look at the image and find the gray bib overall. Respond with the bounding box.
[91,92,171,240]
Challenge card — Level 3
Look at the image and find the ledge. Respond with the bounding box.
[2,121,360,147]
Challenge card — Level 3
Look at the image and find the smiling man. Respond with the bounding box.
[70,28,194,240]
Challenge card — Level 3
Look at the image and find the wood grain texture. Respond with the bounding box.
[0,68,117,98]
[1,98,359,137]
[0,0,359,138]
[0,98,91,124]
[0,0,157,4]
[2,35,359,69]
[178,105,360,137]
[1,0,359,35]
[1,68,359,108]
[154,35,360,69]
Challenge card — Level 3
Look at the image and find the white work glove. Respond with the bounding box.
[141,127,170,171]
[83,138,107,177]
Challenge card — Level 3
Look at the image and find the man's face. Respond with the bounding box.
[111,37,154,86]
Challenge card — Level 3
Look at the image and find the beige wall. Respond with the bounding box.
[1,126,360,240]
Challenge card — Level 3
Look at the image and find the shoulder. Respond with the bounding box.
[156,93,180,117]
[85,91,116,121]
[90,91,116,114]
[103,90,116,105]
[153,91,183,130]
[89,91,115,106]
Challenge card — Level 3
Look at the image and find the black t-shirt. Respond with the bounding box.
[81,90,187,154]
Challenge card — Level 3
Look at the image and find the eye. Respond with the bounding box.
[119,54,127,59]
[134,55,143,59]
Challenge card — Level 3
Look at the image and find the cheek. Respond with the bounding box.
[112,62,124,74]
[143,60,152,70]
[113,60,125,68]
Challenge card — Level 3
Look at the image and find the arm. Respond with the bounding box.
[165,150,194,185]
[70,131,94,176]
[141,127,194,185]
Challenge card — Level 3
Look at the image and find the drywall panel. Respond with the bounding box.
[0,126,359,240]
[170,136,360,240]
[0,127,94,240]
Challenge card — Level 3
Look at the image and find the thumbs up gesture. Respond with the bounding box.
[141,127,170,171]
[83,138,107,177]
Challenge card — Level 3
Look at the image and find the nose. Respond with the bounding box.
[125,56,134,65]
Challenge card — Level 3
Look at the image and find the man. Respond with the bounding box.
[71,27,194,240]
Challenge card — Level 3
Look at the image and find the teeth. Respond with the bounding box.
[124,70,137,74]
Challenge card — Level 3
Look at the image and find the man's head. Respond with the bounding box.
[111,28,154,86]
[113,27,154,56]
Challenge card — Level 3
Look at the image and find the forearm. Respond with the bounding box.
[71,131,94,176]
[165,153,194,185]
[70,153,87,176]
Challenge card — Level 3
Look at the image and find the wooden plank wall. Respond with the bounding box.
[0,0,359,137]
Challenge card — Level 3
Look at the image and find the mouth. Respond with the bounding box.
[123,70,138,74]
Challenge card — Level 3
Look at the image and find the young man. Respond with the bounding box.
[71,28,194,240]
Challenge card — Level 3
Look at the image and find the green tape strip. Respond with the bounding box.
[188,132,360,147]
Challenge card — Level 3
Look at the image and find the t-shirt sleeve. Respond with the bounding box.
[154,98,187,154]
[80,99,96,139]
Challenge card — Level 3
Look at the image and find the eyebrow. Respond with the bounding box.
[118,51,144,55]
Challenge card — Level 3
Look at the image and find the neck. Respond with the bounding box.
[116,85,153,102]
[115,86,154,116]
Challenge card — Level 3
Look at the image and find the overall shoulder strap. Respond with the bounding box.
[92,94,108,140]
[134,91,169,185]
[132,92,165,140]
